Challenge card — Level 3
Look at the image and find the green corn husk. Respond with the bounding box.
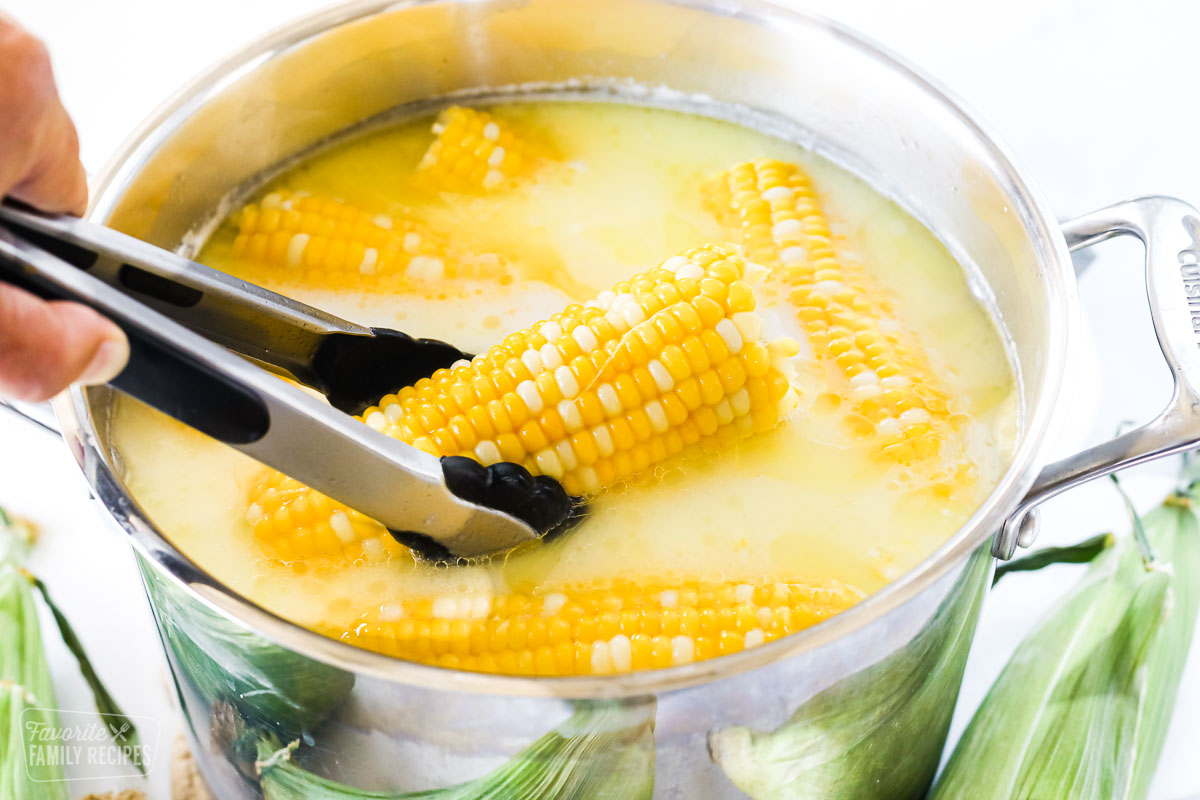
[930,482,1200,800]
[0,509,144,795]
[707,546,993,800]
[256,699,656,800]
[992,532,1115,585]
[0,561,67,799]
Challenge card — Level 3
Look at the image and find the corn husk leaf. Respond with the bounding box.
[992,532,1115,585]
[256,699,656,799]
[707,546,992,800]
[25,574,144,772]
[930,486,1200,800]
[0,535,67,798]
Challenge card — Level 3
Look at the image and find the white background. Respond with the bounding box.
[2,0,1199,797]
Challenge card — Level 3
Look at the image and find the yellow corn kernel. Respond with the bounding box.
[229,190,514,291]
[245,244,800,565]
[330,576,864,676]
[704,159,960,469]
[415,106,552,193]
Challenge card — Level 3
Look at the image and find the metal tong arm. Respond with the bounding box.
[0,226,541,558]
[0,200,370,392]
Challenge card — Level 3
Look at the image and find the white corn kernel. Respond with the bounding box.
[594,290,616,311]
[609,635,633,673]
[592,425,615,457]
[647,360,674,392]
[780,246,807,264]
[578,466,600,493]
[432,597,461,619]
[615,295,647,327]
[516,380,545,415]
[590,640,613,675]
[286,233,310,268]
[535,448,564,478]
[358,247,378,275]
[329,511,355,543]
[539,343,564,370]
[730,388,751,416]
[380,603,406,622]
[555,439,578,472]
[716,318,744,354]
[542,593,567,617]
[645,400,669,433]
[521,349,543,375]
[772,219,803,239]
[597,384,622,416]
[555,365,580,398]
[474,440,502,465]
[671,636,695,665]
[572,324,599,352]
[559,399,584,432]
[731,311,763,343]
[662,255,691,273]
[877,417,902,437]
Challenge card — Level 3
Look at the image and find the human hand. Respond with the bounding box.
[0,16,128,402]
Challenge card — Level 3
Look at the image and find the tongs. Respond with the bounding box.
[0,200,576,560]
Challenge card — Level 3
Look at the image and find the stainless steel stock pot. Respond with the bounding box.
[49,1,1200,797]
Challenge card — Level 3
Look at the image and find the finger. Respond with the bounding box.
[0,20,88,215]
[0,284,128,402]
[8,108,88,215]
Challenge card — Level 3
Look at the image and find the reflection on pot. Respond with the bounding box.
[256,699,657,799]
[708,547,991,799]
[139,557,355,784]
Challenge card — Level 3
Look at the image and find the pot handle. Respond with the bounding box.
[994,195,1200,559]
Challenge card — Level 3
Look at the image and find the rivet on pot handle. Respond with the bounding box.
[994,196,1200,559]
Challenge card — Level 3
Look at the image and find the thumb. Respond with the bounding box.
[0,283,128,402]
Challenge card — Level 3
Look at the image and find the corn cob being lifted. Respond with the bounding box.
[229,190,515,291]
[415,106,552,193]
[704,160,965,473]
[246,243,800,565]
[334,576,863,676]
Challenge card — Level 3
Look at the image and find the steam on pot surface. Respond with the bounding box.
[110,98,1018,678]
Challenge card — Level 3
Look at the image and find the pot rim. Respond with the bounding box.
[72,0,1076,698]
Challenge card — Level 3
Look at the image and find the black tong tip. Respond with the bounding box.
[391,457,587,562]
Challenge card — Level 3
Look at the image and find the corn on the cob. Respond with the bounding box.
[415,106,549,193]
[229,190,514,291]
[704,160,961,469]
[246,243,799,565]
[333,576,863,676]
